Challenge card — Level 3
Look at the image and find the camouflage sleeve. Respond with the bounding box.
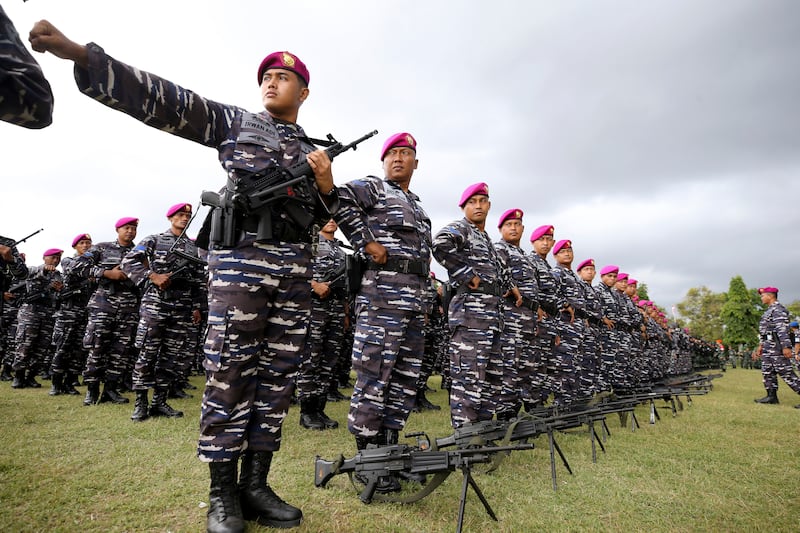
[773,304,792,349]
[333,176,380,250]
[1,244,28,280]
[432,220,474,286]
[120,235,156,286]
[73,43,236,148]
[0,6,54,129]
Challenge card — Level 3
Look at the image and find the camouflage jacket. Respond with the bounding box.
[760,301,792,351]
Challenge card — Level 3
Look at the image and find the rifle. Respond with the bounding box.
[0,227,43,247]
[315,433,533,533]
[202,130,378,247]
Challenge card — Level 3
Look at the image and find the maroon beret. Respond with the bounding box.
[600,265,619,276]
[497,208,524,229]
[529,225,554,242]
[380,132,417,161]
[552,239,572,255]
[115,217,139,229]
[257,51,309,86]
[43,248,63,257]
[458,182,489,207]
[71,233,92,248]
[166,203,192,217]
[576,258,595,271]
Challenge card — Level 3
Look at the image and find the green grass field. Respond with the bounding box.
[1,368,799,532]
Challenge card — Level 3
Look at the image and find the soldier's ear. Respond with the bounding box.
[298,87,310,105]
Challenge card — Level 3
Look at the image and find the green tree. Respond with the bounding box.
[636,282,650,301]
[785,300,800,321]
[675,286,726,341]
[720,276,759,350]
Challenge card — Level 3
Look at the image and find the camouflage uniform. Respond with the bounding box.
[0,244,27,377]
[595,282,624,391]
[578,277,603,394]
[493,239,538,416]
[433,218,512,428]
[416,276,448,406]
[73,44,336,462]
[616,290,643,389]
[552,264,592,403]
[121,231,205,393]
[335,176,432,438]
[12,264,62,380]
[0,6,53,128]
[758,300,800,397]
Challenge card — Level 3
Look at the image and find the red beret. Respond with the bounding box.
[71,233,91,248]
[552,239,572,255]
[459,182,489,207]
[380,132,417,161]
[600,265,619,276]
[166,203,192,218]
[115,217,139,229]
[617,272,628,282]
[529,225,554,242]
[576,258,595,271]
[497,208,524,229]
[758,286,779,295]
[43,248,63,257]
[257,51,309,86]
[627,278,638,285]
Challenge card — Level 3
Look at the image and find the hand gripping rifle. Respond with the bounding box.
[315,432,533,533]
[201,130,378,247]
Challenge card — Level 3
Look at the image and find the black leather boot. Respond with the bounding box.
[100,381,130,404]
[754,389,779,404]
[299,396,325,430]
[316,396,339,429]
[49,373,64,396]
[62,372,79,395]
[24,369,41,388]
[130,390,150,422]
[207,461,244,533]
[149,388,183,417]
[84,381,100,405]
[11,369,26,389]
[0,364,12,381]
[414,388,441,411]
[239,451,303,528]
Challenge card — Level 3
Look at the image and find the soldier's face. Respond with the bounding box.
[578,266,595,282]
[117,224,137,245]
[170,211,191,233]
[321,219,338,233]
[625,284,637,297]
[615,279,627,291]
[532,235,554,256]
[555,247,573,267]
[44,255,61,267]
[601,272,617,287]
[382,148,417,183]
[261,69,309,117]
[74,238,92,256]
[500,219,523,244]
[462,196,490,225]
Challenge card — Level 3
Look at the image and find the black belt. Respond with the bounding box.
[366,258,428,276]
[510,295,538,312]
[457,281,503,297]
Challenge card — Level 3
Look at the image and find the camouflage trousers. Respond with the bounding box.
[498,309,536,413]
[1,303,20,367]
[448,325,502,428]
[50,305,89,375]
[760,346,800,394]
[12,304,55,373]
[417,311,447,390]
[347,304,424,437]
[198,247,310,462]
[580,325,601,396]
[296,296,346,398]
[82,298,139,384]
[132,295,195,390]
[597,329,621,392]
[552,316,583,405]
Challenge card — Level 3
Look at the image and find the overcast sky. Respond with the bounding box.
[3,0,799,315]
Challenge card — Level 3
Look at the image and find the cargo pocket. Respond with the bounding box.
[203,301,232,372]
[352,323,386,375]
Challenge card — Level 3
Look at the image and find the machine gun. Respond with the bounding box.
[315,432,533,533]
[201,130,378,247]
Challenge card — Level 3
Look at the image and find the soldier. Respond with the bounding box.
[528,225,572,406]
[121,203,206,422]
[11,248,63,388]
[432,182,521,428]
[595,265,624,392]
[414,272,445,412]
[76,217,140,405]
[49,233,94,396]
[31,22,340,531]
[753,287,800,408]
[334,132,432,492]
[613,272,643,390]
[493,208,539,418]
[576,258,606,394]
[0,5,53,128]
[0,238,28,380]
[296,219,348,430]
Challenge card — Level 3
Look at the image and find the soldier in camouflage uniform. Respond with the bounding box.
[433,183,521,428]
[528,225,572,406]
[613,273,643,390]
[753,287,800,407]
[49,233,94,396]
[334,132,431,493]
[296,219,348,430]
[32,23,341,530]
[595,265,624,392]
[576,258,606,394]
[0,5,53,128]
[121,203,206,422]
[11,248,63,388]
[75,218,140,406]
[493,208,538,418]
[414,273,445,412]
[0,240,28,380]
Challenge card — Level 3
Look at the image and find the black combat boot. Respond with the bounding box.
[207,461,244,533]
[130,390,150,422]
[84,382,100,405]
[149,388,183,418]
[24,369,41,388]
[385,428,426,485]
[754,389,779,404]
[414,388,441,412]
[327,378,348,402]
[49,373,64,396]
[62,372,79,395]
[11,369,26,389]
[239,451,303,528]
[99,381,129,404]
[0,364,12,381]
[316,396,339,429]
[168,382,192,399]
[299,396,325,430]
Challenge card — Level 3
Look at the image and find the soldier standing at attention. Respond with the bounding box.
[753,287,800,408]
[11,248,63,388]
[595,265,623,392]
[433,183,521,428]
[49,233,94,396]
[31,21,339,532]
[76,217,139,405]
[334,133,431,492]
[576,258,606,395]
[296,218,347,430]
[493,208,539,419]
[121,203,205,422]
[0,237,28,380]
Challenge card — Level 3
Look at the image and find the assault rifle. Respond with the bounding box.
[0,227,43,247]
[315,433,534,533]
[202,130,378,247]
